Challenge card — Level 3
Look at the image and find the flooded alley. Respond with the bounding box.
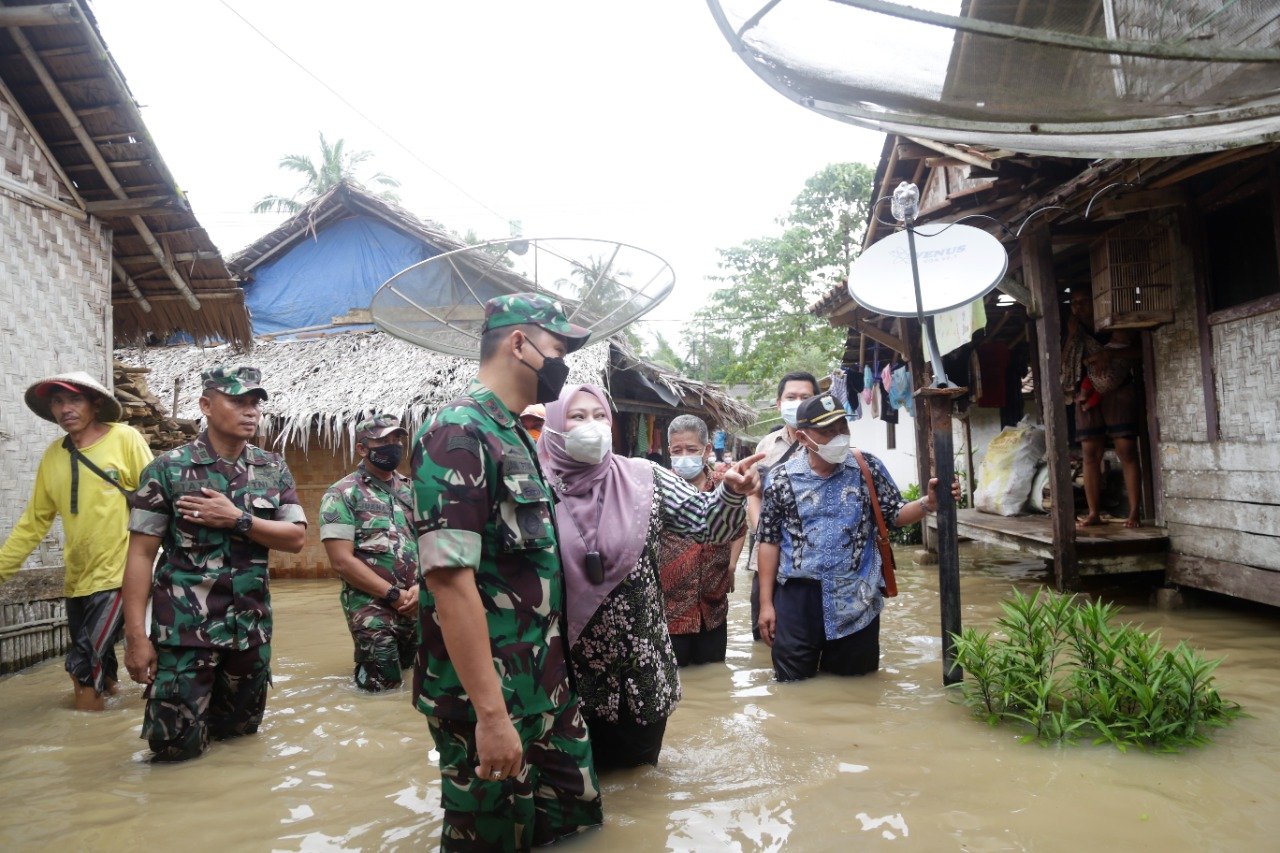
[2,545,1278,851]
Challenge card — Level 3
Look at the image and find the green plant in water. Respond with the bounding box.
[949,588,1243,751]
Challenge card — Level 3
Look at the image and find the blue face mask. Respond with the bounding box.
[671,454,705,480]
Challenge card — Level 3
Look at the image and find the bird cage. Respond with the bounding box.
[1089,218,1175,331]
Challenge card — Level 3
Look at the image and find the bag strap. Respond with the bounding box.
[62,435,131,514]
[852,448,898,597]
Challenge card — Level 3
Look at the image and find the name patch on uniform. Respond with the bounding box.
[503,451,535,476]
[446,435,481,458]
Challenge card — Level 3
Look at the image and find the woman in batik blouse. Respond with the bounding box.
[538,385,757,770]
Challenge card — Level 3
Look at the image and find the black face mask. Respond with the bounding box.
[365,444,404,472]
[521,338,570,404]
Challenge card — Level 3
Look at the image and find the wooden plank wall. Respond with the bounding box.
[1155,220,1280,605]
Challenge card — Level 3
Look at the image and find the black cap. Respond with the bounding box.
[795,393,846,429]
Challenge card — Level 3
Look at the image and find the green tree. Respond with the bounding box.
[253,132,400,214]
[683,162,875,392]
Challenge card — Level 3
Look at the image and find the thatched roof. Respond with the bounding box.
[609,339,757,431]
[118,331,755,451]
[0,0,250,346]
[117,331,610,452]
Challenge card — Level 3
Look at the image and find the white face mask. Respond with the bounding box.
[810,433,850,464]
[779,400,802,427]
[560,419,612,465]
[671,454,704,480]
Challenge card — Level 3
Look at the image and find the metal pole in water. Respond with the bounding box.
[904,218,965,687]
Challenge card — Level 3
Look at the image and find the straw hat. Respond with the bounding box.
[24,371,122,423]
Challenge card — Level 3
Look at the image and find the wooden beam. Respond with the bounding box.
[1020,225,1078,590]
[66,159,146,172]
[892,141,937,161]
[111,259,151,313]
[851,318,908,356]
[0,171,85,219]
[996,275,1032,308]
[115,250,222,266]
[0,4,78,27]
[85,195,185,217]
[1167,553,1280,609]
[5,24,202,311]
[1096,187,1189,217]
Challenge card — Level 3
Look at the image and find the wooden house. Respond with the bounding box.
[811,135,1280,607]
[0,1,248,670]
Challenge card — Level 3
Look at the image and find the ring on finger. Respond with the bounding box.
[193,510,200,518]
[491,770,503,780]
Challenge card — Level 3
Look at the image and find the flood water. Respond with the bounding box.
[3,544,1279,851]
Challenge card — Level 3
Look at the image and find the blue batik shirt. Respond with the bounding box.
[757,449,906,640]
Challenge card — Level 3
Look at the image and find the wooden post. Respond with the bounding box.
[1020,226,1079,590]
[906,321,935,553]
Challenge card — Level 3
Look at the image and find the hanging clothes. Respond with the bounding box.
[889,364,914,416]
[633,415,650,457]
[862,365,875,405]
[881,363,893,393]
[934,299,988,356]
[845,367,864,421]
[878,376,897,424]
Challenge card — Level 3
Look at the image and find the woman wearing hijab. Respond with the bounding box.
[538,384,761,770]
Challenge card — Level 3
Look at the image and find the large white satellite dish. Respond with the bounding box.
[371,237,675,358]
[847,222,1007,318]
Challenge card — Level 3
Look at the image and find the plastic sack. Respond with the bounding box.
[974,426,1046,516]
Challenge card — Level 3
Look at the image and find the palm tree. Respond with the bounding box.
[252,133,401,214]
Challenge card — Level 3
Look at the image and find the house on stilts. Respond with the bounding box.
[811,134,1280,607]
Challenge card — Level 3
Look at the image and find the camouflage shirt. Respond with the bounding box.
[319,462,418,616]
[129,431,307,649]
[411,380,571,722]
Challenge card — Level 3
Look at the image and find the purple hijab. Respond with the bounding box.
[538,384,654,646]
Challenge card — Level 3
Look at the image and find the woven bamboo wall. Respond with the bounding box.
[1,89,112,669]
[269,436,354,580]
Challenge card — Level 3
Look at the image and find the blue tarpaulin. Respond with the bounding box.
[242,215,441,336]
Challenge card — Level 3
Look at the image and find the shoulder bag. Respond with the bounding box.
[852,448,898,598]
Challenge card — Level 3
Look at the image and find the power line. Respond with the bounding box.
[216,0,513,230]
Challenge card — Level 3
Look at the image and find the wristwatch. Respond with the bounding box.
[234,510,254,534]
[383,586,401,606]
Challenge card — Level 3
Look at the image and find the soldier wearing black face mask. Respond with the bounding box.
[319,414,418,692]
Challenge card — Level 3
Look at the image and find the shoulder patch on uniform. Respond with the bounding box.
[447,434,482,457]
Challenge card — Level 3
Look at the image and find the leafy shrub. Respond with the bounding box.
[950,588,1243,751]
[891,483,922,545]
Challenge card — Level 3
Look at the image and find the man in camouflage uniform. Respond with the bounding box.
[320,414,418,691]
[412,293,601,851]
[121,366,307,762]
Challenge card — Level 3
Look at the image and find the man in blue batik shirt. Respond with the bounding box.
[755,393,952,681]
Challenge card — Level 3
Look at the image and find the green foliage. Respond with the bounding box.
[950,589,1243,751]
[681,163,875,393]
[253,132,400,214]
[891,483,922,545]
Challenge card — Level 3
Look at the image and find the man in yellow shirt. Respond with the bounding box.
[0,372,153,711]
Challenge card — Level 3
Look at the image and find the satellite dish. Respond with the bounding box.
[847,223,1007,318]
[371,237,675,358]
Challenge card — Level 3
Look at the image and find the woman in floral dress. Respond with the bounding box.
[538,385,757,770]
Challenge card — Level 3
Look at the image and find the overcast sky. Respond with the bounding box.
[92,0,884,341]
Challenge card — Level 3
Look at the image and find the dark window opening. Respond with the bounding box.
[1204,192,1280,313]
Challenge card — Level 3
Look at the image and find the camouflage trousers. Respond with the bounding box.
[427,699,603,852]
[345,603,416,692]
[142,644,270,763]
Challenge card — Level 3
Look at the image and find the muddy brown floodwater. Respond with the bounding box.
[2,543,1279,851]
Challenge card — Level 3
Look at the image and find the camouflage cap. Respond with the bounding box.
[201,365,268,400]
[481,293,591,353]
[355,413,407,443]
